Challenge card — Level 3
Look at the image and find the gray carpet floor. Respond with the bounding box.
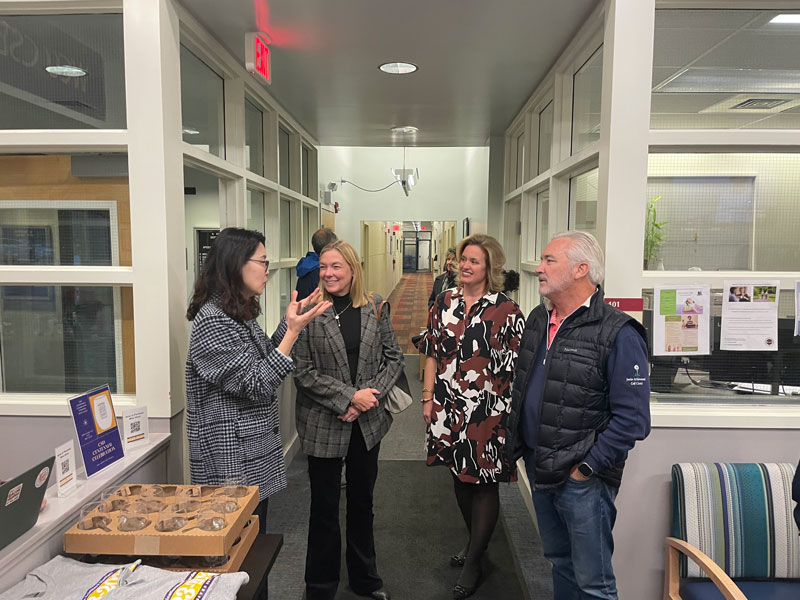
[267,355,552,599]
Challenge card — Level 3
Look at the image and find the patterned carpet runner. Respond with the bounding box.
[386,272,435,354]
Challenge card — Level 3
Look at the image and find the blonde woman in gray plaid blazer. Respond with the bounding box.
[186,228,329,532]
[293,240,403,600]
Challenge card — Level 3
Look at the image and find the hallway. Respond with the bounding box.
[267,356,551,599]
[386,272,435,355]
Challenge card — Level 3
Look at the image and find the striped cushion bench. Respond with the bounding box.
[668,462,800,600]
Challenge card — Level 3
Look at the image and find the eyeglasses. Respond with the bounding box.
[248,259,270,271]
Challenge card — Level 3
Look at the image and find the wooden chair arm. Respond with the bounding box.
[663,537,747,600]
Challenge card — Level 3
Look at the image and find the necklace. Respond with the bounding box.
[333,301,352,327]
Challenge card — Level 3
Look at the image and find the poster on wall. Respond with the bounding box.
[652,286,710,356]
[721,280,780,351]
[795,281,800,336]
[68,385,125,478]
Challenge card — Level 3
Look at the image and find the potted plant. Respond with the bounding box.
[644,196,667,269]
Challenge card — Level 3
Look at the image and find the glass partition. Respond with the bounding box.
[515,131,526,188]
[302,205,317,253]
[535,189,550,258]
[0,154,131,267]
[301,144,311,197]
[279,126,291,188]
[246,189,266,235]
[279,268,293,316]
[0,14,126,129]
[280,197,292,258]
[244,99,264,176]
[569,168,598,237]
[571,46,603,154]
[646,153,800,271]
[652,9,800,130]
[642,288,799,404]
[180,47,225,158]
[184,166,221,298]
[0,285,133,394]
[537,101,554,175]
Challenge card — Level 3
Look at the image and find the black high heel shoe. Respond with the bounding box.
[452,582,477,599]
[452,566,482,599]
[449,553,465,567]
[453,583,480,600]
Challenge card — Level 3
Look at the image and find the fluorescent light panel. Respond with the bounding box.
[770,14,800,24]
[654,67,800,94]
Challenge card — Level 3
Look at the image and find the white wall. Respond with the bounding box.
[318,146,490,252]
[0,416,171,482]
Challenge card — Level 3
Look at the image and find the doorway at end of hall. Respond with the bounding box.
[403,229,432,273]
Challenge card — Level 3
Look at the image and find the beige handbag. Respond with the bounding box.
[372,300,413,414]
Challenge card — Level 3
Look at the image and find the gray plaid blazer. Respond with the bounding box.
[186,299,293,501]
[293,295,404,458]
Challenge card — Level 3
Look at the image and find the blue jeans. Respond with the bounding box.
[525,456,619,600]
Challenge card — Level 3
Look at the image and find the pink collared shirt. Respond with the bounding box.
[546,292,595,349]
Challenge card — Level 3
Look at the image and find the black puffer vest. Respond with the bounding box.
[506,288,646,488]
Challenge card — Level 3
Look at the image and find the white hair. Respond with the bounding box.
[551,231,605,285]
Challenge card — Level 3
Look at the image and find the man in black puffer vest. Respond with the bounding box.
[506,231,650,600]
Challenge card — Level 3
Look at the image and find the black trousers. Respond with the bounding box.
[305,422,382,600]
[253,497,268,534]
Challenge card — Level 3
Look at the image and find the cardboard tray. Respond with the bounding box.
[159,514,259,573]
[63,484,259,557]
[67,515,259,574]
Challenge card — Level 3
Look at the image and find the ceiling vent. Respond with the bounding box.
[731,98,789,110]
[700,94,800,114]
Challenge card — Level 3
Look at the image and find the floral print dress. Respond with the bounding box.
[420,287,525,483]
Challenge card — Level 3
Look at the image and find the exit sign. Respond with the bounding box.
[245,33,271,84]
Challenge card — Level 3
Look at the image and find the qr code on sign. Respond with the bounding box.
[131,420,141,434]
[61,459,70,473]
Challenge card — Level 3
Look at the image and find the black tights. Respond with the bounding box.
[452,476,499,587]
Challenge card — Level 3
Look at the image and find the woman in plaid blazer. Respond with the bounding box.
[293,240,404,600]
[185,228,329,532]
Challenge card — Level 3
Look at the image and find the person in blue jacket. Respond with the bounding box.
[296,228,338,300]
[506,231,651,600]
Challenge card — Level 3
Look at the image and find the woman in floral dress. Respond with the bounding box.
[420,233,525,599]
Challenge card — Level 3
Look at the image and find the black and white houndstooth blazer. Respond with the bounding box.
[185,299,292,501]
[293,295,404,458]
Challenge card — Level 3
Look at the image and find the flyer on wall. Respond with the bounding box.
[653,286,710,356]
[721,280,780,351]
[67,384,125,478]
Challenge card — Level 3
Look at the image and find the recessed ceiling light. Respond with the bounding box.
[391,126,419,134]
[770,14,800,24]
[182,127,200,135]
[379,62,418,75]
[45,65,87,77]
